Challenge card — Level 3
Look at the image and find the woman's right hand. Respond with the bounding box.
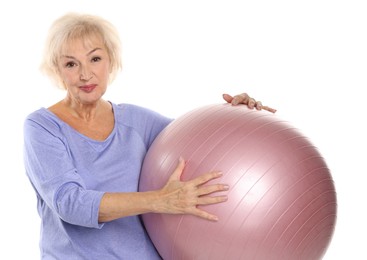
[155,157,229,221]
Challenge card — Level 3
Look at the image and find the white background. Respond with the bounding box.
[0,0,366,259]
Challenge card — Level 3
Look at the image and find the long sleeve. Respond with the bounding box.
[23,114,104,228]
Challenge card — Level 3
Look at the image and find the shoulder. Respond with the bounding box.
[112,103,173,126]
[113,103,163,116]
[24,108,64,137]
[111,102,173,146]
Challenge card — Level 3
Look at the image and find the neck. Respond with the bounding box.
[62,98,110,122]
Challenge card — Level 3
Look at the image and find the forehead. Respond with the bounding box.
[61,33,105,55]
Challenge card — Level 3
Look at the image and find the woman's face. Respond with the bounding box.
[57,35,111,105]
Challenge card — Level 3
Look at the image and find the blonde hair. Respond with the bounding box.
[40,12,122,89]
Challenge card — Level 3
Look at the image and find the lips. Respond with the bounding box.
[79,84,96,93]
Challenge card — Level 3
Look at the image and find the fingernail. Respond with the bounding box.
[179,156,186,164]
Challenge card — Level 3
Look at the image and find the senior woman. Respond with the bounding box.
[23,13,275,259]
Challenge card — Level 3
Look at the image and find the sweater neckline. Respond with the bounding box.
[40,102,119,144]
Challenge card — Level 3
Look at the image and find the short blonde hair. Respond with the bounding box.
[40,12,122,89]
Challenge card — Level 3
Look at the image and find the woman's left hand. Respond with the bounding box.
[222,93,277,113]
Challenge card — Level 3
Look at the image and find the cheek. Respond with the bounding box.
[101,64,112,82]
[60,70,78,84]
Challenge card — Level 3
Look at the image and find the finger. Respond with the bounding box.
[255,101,263,111]
[190,171,223,187]
[190,208,220,222]
[197,194,228,205]
[262,106,277,113]
[196,183,229,196]
[254,100,277,113]
[232,93,250,105]
[247,98,257,109]
[222,93,234,103]
[168,157,186,182]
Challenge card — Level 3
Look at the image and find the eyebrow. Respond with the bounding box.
[61,47,102,59]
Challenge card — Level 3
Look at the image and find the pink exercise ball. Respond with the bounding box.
[139,104,337,260]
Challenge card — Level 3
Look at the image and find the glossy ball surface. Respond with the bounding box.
[139,104,337,260]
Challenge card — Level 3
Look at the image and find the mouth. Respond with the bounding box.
[79,84,97,93]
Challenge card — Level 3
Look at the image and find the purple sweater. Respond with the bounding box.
[23,103,172,260]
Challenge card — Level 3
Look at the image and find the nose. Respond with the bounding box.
[80,65,93,81]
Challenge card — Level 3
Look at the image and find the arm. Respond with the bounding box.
[99,157,228,222]
[24,116,104,228]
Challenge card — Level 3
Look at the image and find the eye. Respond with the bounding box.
[65,61,76,68]
[91,56,101,62]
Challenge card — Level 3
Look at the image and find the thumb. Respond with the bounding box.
[222,93,234,103]
[168,156,186,181]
